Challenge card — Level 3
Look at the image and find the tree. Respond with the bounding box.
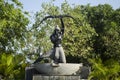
[83,4,120,61]
[0,0,29,79]
[0,53,28,80]
[0,0,29,54]
[82,4,120,79]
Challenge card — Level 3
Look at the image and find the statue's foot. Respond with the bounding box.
[51,63,59,67]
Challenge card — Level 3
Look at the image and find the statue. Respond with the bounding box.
[33,15,73,64]
[50,18,66,63]
[33,18,66,65]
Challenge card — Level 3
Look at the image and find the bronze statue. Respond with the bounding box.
[33,15,74,64]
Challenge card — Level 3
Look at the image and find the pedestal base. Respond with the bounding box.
[33,75,81,80]
[25,65,90,80]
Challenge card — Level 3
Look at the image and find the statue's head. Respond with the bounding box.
[55,25,60,30]
[54,25,60,33]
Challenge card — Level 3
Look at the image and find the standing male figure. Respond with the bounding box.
[50,18,66,63]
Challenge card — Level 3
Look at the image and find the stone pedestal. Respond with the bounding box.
[33,75,81,80]
[25,64,90,80]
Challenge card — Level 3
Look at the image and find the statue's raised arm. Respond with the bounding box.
[60,18,64,35]
[32,15,75,29]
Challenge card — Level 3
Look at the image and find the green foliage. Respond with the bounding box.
[0,0,29,54]
[0,0,120,79]
[0,0,29,79]
[82,4,120,79]
[0,53,28,80]
[82,4,120,61]
[88,58,120,80]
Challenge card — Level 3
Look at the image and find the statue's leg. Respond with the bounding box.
[59,47,66,63]
[54,47,60,63]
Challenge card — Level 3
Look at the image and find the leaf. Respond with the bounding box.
[7,55,13,66]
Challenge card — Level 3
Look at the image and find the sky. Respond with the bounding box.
[20,0,120,13]
[20,0,120,23]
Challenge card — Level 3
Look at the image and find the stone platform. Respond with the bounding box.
[33,75,81,80]
[25,66,90,80]
[25,63,90,80]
